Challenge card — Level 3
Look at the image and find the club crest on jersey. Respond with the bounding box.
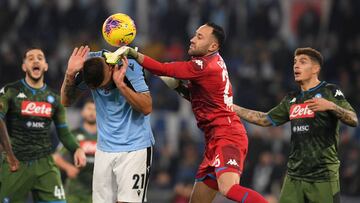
[47,95,55,103]
[314,93,322,98]
[21,101,52,118]
[289,104,314,120]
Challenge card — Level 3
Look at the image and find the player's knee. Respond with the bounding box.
[218,182,234,196]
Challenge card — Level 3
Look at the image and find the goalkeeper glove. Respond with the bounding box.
[104,46,139,65]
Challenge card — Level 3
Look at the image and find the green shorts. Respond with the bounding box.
[0,155,66,203]
[279,175,340,203]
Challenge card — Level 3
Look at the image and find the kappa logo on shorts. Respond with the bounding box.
[226,159,239,166]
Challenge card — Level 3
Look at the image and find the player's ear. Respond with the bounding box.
[209,42,219,52]
[44,62,49,72]
[312,63,320,75]
[21,63,26,72]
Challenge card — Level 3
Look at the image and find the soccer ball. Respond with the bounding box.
[102,13,137,47]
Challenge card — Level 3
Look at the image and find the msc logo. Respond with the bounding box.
[292,125,310,133]
[26,121,45,128]
[227,159,239,166]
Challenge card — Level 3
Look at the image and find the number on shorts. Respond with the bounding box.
[132,173,145,189]
[54,185,65,199]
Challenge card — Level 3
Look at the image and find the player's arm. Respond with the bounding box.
[0,119,19,171]
[54,101,86,167]
[0,87,20,171]
[109,46,204,79]
[233,105,272,127]
[160,76,190,101]
[113,57,152,115]
[52,151,79,179]
[305,98,358,127]
[61,46,90,106]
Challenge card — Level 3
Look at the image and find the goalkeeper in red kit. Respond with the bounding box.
[108,22,268,203]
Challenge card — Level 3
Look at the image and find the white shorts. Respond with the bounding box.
[93,147,153,203]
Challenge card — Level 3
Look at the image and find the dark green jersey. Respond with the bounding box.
[0,79,72,161]
[268,81,355,182]
[59,127,96,195]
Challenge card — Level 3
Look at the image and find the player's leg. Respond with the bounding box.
[113,147,152,203]
[189,181,217,203]
[303,180,340,203]
[92,149,118,203]
[0,160,33,203]
[278,175,304,203]
[31,155,66,203]
[215,143,268,203]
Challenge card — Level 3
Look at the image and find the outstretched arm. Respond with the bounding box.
[61,46,90,106]
[233,105,272,127]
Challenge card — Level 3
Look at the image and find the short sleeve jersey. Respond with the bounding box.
[268,81,355,181]
[0,79,68,161]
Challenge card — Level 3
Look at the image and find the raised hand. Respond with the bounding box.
[66,46,90,76]
[304,98,335,112]
[112,56,129,88]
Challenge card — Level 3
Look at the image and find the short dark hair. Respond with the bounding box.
[295,47,323,66]
[205,22,226,49]
[83,57,106,89]
[23,47,45,59]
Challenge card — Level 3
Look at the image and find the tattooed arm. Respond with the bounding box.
[331,105,358,127]
[61,46,90,106]
[233,104,272,127]
[61,74,81,106]
[305,98,358,127]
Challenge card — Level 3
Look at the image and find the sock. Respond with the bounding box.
[226,184,268,203]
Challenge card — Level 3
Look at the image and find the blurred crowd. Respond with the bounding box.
[0,0,359,202]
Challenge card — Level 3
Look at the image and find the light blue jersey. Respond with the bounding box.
[76,50,154,152]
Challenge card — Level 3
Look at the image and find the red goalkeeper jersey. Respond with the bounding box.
[142,52,246,142]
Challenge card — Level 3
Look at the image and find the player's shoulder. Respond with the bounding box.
[323,82,346,99]
[0,80,22,95]
[284,90,300,101]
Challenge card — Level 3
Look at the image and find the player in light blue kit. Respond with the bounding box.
[60,46,154,203]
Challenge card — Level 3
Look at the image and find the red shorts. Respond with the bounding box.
[195,135,248,190]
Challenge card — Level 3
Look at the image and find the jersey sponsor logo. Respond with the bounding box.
[334,89,344,98]
[16,92,27,99]
[289,104,314,120]
[26,121,45,128]
[226,159,239,166]
[21,101,52,118]
[292,125,309,133]
[80,140,97,155]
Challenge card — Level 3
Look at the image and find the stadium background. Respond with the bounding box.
[0,0,359,202]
